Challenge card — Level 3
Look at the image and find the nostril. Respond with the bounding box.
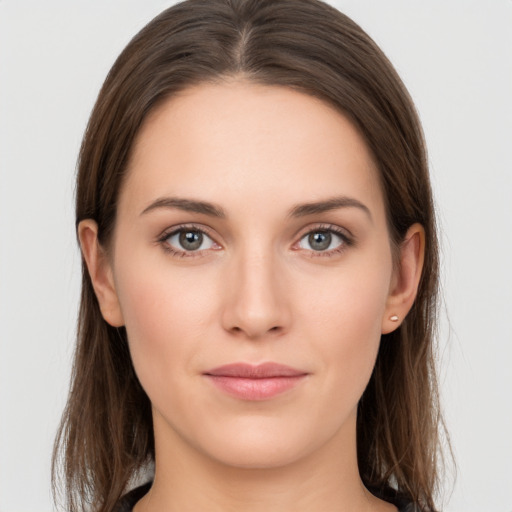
[229,324,282,336]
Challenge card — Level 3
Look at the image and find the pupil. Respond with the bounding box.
[179,231,202,250]
[309,231,331,251]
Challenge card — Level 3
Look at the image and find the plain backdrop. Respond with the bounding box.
[1,1,511,511]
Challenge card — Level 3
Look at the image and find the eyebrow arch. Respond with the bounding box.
[288,196,372,221]
[140,197,226,218]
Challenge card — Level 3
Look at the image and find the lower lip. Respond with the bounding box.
[205,375,307,400]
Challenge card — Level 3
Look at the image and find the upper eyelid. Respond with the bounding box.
[158,223,217,241]
[294,223,353,241]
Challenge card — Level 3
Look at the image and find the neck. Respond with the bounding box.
[135,410,395,512]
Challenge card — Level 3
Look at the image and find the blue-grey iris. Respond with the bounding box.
[309,231,331,251]
[179,231,203,250]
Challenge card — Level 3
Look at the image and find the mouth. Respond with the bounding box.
[203,362,308,401]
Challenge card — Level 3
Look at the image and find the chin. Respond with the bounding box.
[204,439,311,470]
[189,415,334,470]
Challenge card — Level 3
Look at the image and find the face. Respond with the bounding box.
[94,81,403,470]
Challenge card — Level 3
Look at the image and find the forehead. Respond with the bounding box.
[122,80,385,221]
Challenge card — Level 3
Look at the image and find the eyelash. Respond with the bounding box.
[295,223,354,258]
[157,223,354,258]
[157,224,219,258]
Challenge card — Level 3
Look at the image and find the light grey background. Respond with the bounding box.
[1,1,511,510]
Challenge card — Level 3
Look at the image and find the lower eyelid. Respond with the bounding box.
[162,245,211,258]
[303,245,347,258]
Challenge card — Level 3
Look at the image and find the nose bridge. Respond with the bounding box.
[222,239,290,338]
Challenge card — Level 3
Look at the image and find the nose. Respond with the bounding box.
[221,248,291,339]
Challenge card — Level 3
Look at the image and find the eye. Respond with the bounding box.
[296,228,349,253]
[163,227,219,254]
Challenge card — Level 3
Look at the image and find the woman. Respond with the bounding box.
[53,0,445,510]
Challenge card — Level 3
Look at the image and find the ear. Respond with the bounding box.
[382,223,425,334]
[78,219,124,327]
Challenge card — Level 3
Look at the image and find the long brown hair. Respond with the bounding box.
[53,0,446,510]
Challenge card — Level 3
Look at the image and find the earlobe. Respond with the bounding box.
[78,220,124,327]
[382,223,425,334]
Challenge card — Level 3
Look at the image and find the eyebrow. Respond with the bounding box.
[140,195,372,221]
[288,196,372,221]
[141,197,226,218]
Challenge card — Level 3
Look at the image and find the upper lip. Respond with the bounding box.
[204,362,307,378]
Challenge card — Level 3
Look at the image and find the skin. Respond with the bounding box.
[80,80,424,512]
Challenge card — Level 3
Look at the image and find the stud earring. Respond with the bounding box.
[389,315,399,322]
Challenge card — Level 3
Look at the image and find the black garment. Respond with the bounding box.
[113,482,152,512]
[113,482,421,511]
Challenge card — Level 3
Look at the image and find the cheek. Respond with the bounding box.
[113,253,219,395]
[294,253,392,395]
[299,254,390,333]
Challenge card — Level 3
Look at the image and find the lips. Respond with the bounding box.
[203,363,308,401]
